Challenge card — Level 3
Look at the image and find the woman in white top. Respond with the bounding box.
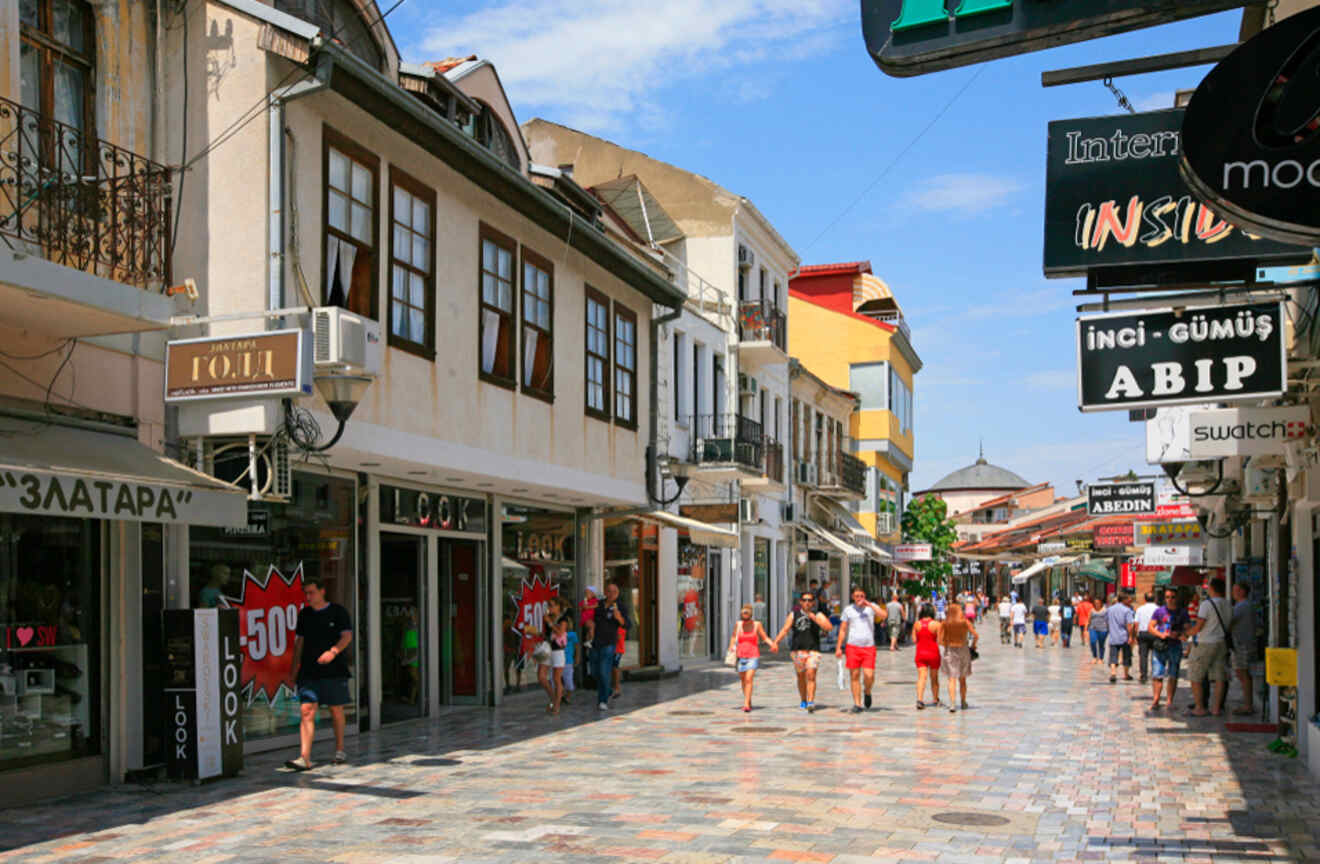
[1048,598,1062,646]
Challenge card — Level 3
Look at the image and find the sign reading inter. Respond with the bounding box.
[1088,482,1157,516]
[1076,301,1286,412]
[861,0,1248,78]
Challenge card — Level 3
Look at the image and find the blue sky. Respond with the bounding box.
[386,1,1247,497]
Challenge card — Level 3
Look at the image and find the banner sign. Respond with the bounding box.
[1066,536,1093,550]
[1037,541,1066,554]
[0,467,247,527]
[1138,520,1204,545]
[1094,522,1135,548]
[894,543,932,561]
[216,564,305,705]
[164,609,243,781]
[1044,110,1307,279]
[379,485,486,534]
[1141,544,1204,566]
[1087,482,1156,516]
[165,330,311,402]
[680,503,739,524]
[861,0,1247,78]
[1076,301,1286,412]
[1181,5,1320,246]
[1185,405,1310,458]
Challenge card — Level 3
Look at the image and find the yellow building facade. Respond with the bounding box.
[788,263,921,543]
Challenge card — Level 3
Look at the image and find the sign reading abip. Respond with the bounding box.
[1076,301,1286,412]
[861,0,1249,78]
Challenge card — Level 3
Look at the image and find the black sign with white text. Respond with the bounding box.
[1076,301,1286,412]
[1088,482,1157,516]
[1181,5,1320,246]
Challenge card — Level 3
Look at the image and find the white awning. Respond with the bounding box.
[801,518,867,558]
[893,562,921,576]
[814,498,891,559]
[0,416,248,527]
[636,509,739,548]
[1012,555,1080,584]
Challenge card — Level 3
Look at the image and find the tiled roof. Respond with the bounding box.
[427,55,477,75]
[792,261,872,277]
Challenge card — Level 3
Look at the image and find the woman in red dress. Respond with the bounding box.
[914,603,943,709]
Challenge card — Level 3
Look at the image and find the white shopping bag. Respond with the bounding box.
[836,656,848,690]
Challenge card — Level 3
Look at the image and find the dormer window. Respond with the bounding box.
[275,0,383,70]
[478,107,519,171]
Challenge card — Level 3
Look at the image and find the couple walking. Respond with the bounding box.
[727,588,835,713]
[913,602,978,712]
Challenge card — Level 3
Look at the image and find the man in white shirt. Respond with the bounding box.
[1185,577,1232,716]
[1134,592,1159,684]
[1010,598,1029,648]
[997,597,1013,644]
[834,587,887,713]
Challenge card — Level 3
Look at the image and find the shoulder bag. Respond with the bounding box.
[1207,597,1234,654]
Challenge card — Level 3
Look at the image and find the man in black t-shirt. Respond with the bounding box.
[285,578,353,771]
[1031,599,1050,649]
[771,591,833,712]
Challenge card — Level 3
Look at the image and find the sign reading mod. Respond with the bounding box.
[1045,110,1307,278]
[165,330,311,402]
[1186,405,1310,458]
[861,0,1248,78]
[1181,5,1320,246]
[1088,482,1156,516]
[1076,301,1285,412]
[894,543,932,562]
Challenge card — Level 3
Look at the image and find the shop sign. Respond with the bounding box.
[223,509,269,537]
[0,468,247,527]
[1138,520,1203,545]
[1185,405,1310,458]
[515,531,571,562]
[1045,110,1306,279]
[679,502,739,524]
[164,330,311,402]
[1141,544,1203,566]
[1066,536,1093,550]
[2,624,57,649]
[1180,5,1320,246]
[861,0,1247,78]
[1076,301,1286,412]
[1094,522,1134,547]
[1037,541,1066,554]
[163,609,243,781]
[1087,481,1156,516]
[511,574,559,658]
[894,543,932,561]
[379,485,486,534]
[1120,560,1137,589]
[216,564,305,704]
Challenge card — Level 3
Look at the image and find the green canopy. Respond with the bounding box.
[1154,571,1172,586]
[1078,560,1116,584]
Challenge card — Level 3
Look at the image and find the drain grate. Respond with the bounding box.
[729,726,786,734]
[668,710,713,716]
[932,812,1011,827]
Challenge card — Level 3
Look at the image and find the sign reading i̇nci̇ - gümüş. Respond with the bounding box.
[1075,300,1285,412]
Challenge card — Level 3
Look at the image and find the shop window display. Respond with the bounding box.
[677,539,708,658]
[501,504,576,693]
[753,538,770,622]
[0,515,99,772]
[189,473,356,741]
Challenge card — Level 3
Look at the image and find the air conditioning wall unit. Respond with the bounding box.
[1242,465,1279,505]
[739,497,757,522]
[313,306,382,375]
[737,245,754,268]
[738,373,758,395]
[798,461,818,486]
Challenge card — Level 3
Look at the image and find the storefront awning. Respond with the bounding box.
[801,519,867,558]
[0,416,248,527]
[1012,555,1080,584]
[1078,560,1116,584]
[893,562,921,576]
[636,509,739,548]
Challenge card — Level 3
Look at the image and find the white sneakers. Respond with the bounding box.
[597,701,609,711]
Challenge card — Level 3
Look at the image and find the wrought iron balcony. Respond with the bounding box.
[690,413,763,472]
[738,299,786,352]
[0,96,172,289]
[817,450,867,498]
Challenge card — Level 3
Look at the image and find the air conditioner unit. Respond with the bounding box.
[797,461,818,486]
[738,373,758,395]
[739,497,757,522]
[737,245,754,269]
[1242,465,1279,505]
[312,306,382,375]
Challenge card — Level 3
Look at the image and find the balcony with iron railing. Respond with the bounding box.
[816,450,867,500]
[689,413,763,473]
[737,299,787,368]
[865,309,911,340]
[0,96,172,293]
[744,436,784,489]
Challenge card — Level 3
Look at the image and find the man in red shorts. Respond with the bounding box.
[835,586,887,713]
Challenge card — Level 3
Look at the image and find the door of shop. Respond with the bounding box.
[379,534,426,724]
[641,549,659,667]
[440,539,480,703]
[708,550,723,658]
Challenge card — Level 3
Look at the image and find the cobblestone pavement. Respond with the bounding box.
[3,631,1320,863]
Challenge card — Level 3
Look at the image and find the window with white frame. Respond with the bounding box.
[850,362,888,411]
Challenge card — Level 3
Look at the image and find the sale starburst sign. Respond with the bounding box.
[218,563,304,704]
[510,573,558,658]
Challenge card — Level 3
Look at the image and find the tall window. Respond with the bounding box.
[585,287,610,418]
[774,397,782,442]
[759,267,768,302]
[388,170,434,355]
[479,224,516,384]
[20,0,95,171]
[792,399,800,460]
[693,343,704,419]
[521,249,554,398]
[889,367,913,434]
[614,304,637,427]
[712,352,724,416]
[850,362,889,411]
[324,129,378,317]
[672,331,686,422]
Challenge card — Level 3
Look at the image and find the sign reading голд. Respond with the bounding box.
[165,330,310,402]
[860,0,1248,78]
[1180,5,1320,247]
[1087,482,1156,516]
[1044,110,1307,278]
[1076,301,1285,412]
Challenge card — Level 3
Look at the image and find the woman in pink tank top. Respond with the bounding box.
[727,603,773,712]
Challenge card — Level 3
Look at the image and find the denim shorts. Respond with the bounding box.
[297,678,351,706]
[736,657,759,672]
[1152,642,1183,680]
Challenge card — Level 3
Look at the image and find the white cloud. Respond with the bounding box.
[1135,91,1177,112]
[413,0,852,132]
[905,172,1023,216]
[1024,369,1075,392]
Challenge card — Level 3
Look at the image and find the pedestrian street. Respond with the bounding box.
[3,635,1318,863]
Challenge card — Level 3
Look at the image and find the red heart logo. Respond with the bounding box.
[15,627,34,647]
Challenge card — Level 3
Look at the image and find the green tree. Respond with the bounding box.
[898,495,959,597]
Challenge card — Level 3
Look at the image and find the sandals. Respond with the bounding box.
[916,701,925,710]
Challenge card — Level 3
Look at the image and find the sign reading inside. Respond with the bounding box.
[861,0,1248,78]
[1087,482,1156,516]
[1181,5,1320,246]
[165,330,310,402]
[1045,110,1307,278]
[1076,301,1286,412]
[894,543,932,562]
[1186,405,1310,458]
